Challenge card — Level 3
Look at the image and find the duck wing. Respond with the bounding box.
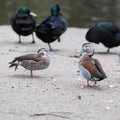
[9,54,41,64]
[82,58,107,80]
[94,59,107,79]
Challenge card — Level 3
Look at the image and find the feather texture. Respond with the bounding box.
[9,48,50,77]
[35,4,67,50]
[79,53,107,83]
[10,6,36,43]
[86,22,120,52]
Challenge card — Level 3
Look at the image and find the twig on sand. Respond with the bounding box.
[30,112,72,119]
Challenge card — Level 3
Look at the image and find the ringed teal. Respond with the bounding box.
[9,48,50,77]
[78,43,107,86]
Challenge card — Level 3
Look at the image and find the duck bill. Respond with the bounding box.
[30,12,37,18]
[59,11,62,16]
[76,49,84,55]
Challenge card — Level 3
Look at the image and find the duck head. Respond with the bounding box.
[17,6,37,18]
[37,48,49,56]
[50,4,61,16]
[77,43,94,57]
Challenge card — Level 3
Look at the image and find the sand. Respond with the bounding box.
[0,25,120,120]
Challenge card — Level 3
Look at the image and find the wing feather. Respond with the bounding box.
[82,60,105,78]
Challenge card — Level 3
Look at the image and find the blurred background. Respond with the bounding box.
[1,0,120,28]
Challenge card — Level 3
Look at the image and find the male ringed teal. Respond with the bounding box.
[78,43,107,86]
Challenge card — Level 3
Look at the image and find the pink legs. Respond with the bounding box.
[30,70,38,78]
[84,80,97,87]
[14,65,18,71]
[30,70,33,77]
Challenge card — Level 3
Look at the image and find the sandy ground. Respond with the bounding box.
[0,25,120,120]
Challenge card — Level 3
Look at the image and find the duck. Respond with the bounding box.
[9,48,50,77]
[35,4,67,50]
[86,22,120,53]
[77,43,107,87]
[10,6,37,43]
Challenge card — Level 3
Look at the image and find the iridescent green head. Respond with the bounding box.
[17,6,37,17]
[50,4,61,16]
[17,6,30,14]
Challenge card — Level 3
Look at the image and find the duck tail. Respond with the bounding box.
[9,59,17,64]
[9,63,19,71]
[94,74,107,81]
[9,63,17,68]
[100,74,107,81]
[9,59,19,71]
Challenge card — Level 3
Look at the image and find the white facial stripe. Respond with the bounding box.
[82,43,94,56]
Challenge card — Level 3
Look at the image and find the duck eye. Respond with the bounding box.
[45,50,48,53]
[39,52,44,56]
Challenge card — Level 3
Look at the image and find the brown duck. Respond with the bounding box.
[9,48,50,77]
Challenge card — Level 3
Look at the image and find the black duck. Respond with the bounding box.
[10,6,37,43]
[35,4,67,50]
[86,22,120,52]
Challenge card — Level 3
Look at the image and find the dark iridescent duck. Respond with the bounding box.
[10,6,37,43]
[35,4,67,50]
[86,22,120,52]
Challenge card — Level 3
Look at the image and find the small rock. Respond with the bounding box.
[78,96,81,100]
[109,84,114,88]
[105,106,110,110]
[51,77,54,79]
[80,85,84,88]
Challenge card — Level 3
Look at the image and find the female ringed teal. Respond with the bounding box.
[9,48,50,77]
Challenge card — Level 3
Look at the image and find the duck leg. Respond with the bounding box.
[32,33,35,43]
[48,43,52,51]
[85,80,92,87]
[30,70,33,77]
[85,80,96,87]
[19,35,22,43]
[15,64,18,71]
[107,48,110,53]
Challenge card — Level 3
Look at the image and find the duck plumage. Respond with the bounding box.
[35,4,67,50]
[78,43,107,86]
[86,22,120,52]
[9,48,50,77]
[79,53,107,81]
[10,6,37,43]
